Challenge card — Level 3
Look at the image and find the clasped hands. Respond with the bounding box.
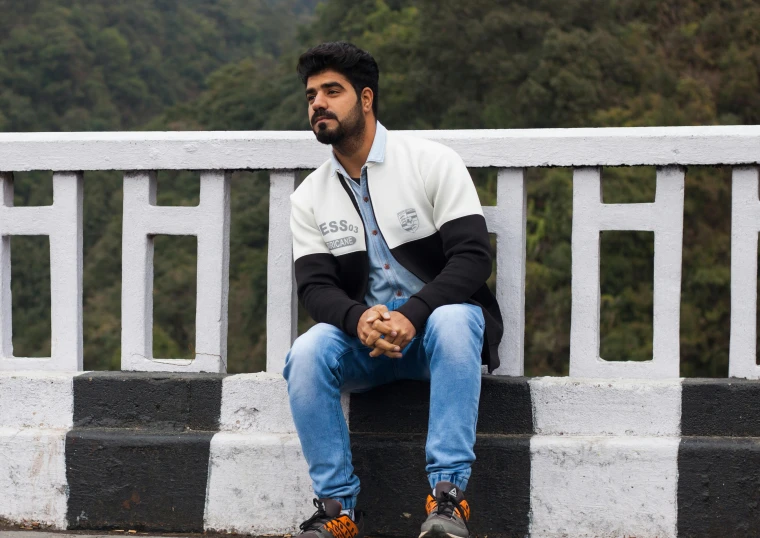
[356,305,416,358]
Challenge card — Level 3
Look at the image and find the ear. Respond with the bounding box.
[361,87,374,114]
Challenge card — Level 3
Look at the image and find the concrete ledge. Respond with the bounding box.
[219,373,297,433]
[73,372,223,431]
[681,379,760,436]
[678,437,760,537]
[351,433,532,538]
[65,429,214,532]
[204,432,312,535]
[530,436,679,538]
[349,376,533,435]
[0,372,74,429]
[529,377,682,436]
[0,428,68,529]
[2,372,760,536]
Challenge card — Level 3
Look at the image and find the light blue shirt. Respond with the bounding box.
[330,122,425,306]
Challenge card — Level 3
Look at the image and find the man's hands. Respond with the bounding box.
[368,311,416,357]
[356,305,416,359]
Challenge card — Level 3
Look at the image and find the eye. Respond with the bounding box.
[307,95,315,102]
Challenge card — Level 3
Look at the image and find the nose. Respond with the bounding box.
[311,91,327,112]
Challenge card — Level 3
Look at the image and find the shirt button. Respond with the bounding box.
[372,230,378,236]
[363,196,369,202]
[384,264,390,270]
[396,290,403,297]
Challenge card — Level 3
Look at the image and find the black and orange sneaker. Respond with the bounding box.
[297,497,365,538]
[419,481,471,538]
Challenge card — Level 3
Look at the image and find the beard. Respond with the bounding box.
[311,100,366,149]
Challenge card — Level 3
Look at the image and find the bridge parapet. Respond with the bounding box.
[2,126,760,376]
[3,127,760,536]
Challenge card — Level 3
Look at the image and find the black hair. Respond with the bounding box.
[297,42,380,117]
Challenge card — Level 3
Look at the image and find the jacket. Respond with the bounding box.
[290,128,504,372]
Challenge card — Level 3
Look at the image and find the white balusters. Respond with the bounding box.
[570,166,684,378]
[266,171,298,375]
[121,170,230,372]
[483,168,527,376]
[0,171,83,371]
[0,128,754,378]
[729,167,760,378]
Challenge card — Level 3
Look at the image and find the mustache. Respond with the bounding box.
[312,110,338,125]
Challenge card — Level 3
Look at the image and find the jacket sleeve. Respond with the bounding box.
[291,190,368,336]
[396,147,492,331]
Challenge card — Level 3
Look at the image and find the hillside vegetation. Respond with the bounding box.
[2,0,758,375]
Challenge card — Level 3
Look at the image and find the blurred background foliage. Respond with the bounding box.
[0,0,756,375]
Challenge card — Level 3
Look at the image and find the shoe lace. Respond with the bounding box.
[300,498,330,531]
[436,491,470,533]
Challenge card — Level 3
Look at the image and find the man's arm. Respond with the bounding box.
[291,193,368,335]
[291,192,401,356]
[395,146,492,332]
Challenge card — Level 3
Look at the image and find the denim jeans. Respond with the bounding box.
[282,298,485,510]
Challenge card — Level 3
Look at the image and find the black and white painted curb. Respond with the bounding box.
[1,372,758,537]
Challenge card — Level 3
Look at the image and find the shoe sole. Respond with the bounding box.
[418,524,470,538]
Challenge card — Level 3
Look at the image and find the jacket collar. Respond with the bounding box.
[330,121,387,179]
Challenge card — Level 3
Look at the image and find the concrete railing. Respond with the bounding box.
[5,126,760,537]
[2,126,760,377]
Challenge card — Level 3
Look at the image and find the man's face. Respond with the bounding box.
[305,69,365,146]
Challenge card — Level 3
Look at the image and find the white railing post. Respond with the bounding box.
[729,166,760,378]
[121,170,230,373]
[0,171,83,371]
[570,166,684,378]
[266,171,298,374]
[484,168,527,376]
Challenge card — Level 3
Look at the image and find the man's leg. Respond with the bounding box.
[395,303,485,491]
[283,322,396,510]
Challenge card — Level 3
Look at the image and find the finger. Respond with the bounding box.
[365,329,383,347]
[390,335,412,350]
[371,304,391,320]
[370,338,401,354]
[371,345,402,359]
[357,328,372,346]
[371,320,398,337]
[387,331,407,346]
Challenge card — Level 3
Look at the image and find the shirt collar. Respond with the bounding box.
[330,121,387,178]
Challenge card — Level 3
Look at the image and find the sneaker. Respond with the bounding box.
[297,497,365,538]
[419,481,471,538]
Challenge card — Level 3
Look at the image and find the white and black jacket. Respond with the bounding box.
[290,129,503,373]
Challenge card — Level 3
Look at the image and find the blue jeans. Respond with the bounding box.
[283,299,485,510]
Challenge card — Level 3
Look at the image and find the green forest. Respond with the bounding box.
[1,0,758,376]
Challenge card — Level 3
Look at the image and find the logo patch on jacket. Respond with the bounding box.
[398,208,419,232]
[325,236,357,250]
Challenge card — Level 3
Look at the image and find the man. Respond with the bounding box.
[283,41,503,538]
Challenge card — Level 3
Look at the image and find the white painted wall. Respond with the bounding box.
[204,432,313,535]
[0,372,74,529]
[121,171,230,373]
[570,166,684,378]
[0,172,83,372]
[530,436,679,538]
[0,126,758,375]
[529,377,681,437]
[3,125,760,170]
[0,372,74,429]
[0,429,69,528]
[266,172,298,375]
[729,166,760,378]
